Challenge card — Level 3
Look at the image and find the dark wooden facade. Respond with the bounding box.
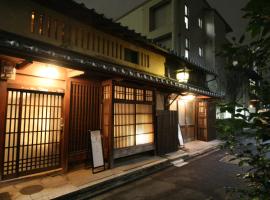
[0,0,219,180]
[68,79,101,164]
[156,110,178,155]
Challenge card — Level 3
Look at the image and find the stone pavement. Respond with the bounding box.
[0,140,221,200]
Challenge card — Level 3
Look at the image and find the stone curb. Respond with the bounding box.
[53,160,172,200]
[53,145,220,200]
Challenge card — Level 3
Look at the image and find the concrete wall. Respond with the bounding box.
[118,0,214,71]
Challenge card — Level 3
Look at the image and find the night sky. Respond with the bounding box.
[74,0,249,39]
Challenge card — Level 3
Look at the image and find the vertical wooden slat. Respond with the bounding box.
[0,81,7,180]
[68,80,101,163]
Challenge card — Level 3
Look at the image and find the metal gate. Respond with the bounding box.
[2,89,63,179]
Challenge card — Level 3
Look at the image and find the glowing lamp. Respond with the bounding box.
[176,69,190,83]
[180,94,195,101]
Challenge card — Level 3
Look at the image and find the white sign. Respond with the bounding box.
[90,130,104,168]
[178,124,184,146]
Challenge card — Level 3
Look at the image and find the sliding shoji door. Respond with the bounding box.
[2,89,63,179]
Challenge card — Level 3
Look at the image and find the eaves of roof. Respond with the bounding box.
[32,0,217,75]
[0,30,223,98]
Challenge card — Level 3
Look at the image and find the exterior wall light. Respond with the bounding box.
[37,64,60,79]
[180,94,195,101]
[176,68,190,83]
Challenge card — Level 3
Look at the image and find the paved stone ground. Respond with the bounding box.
[0,140,222,200]
[94,150,245,200]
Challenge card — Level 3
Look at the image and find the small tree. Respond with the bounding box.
[217,0,270,199]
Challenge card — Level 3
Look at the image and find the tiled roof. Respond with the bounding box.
[0,30,223,98]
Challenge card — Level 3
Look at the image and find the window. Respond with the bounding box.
[124,48,139,64]
[185,49,189,59]
[150,2,171,31]
[38,14,44,35]
[184,5,189,16]
[198,18,203,29]
[184,5,189,30]
[30,12,36,33]
[185,38,190,59]
[113,85,154,149]
[199,47,203,57]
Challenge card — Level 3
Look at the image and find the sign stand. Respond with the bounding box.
[178,124,184,147]
[88,130,105,174]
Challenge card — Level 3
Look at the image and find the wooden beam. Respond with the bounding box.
[15,60,32,70]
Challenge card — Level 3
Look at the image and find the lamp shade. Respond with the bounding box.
[176,69,190,83]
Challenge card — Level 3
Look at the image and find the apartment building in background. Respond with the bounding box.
[117,0,263,120]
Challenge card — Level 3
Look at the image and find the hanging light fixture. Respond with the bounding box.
[176,68,190,83]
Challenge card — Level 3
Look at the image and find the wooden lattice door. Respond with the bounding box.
[197,101,207,141]
[2,89,63,179]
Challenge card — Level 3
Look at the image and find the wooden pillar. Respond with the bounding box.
[62,79,71,172]
[109,82,114,168]
[0,80,7,180]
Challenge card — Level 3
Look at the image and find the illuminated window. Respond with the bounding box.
[112,85,154,149]
[126,87,134,100]
[30,12,36,33]
[184,5,189,30]
[136,89,144,101]
[185,17,189,30]
[198,18,203,29]
[199,47,203,57]
[184,5,189,16]
[103,85,110,100]
[114,86,125,99]
[38,14,44,35]
[146,90,153,101]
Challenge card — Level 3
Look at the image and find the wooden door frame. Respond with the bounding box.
[67,78,102,166]
[0,81,7,180]
[1,87,65,179]
[62,78,71,173]
[177,100,197,142]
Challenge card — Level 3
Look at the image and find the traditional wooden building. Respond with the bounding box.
[0,0,220,180]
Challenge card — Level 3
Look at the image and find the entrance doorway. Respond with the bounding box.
[178,100,196,142]
[2,89,63,179]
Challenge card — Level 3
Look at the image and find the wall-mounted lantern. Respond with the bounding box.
[176,68,190,83]
[180,93,195,101]
[0,60,16,80]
